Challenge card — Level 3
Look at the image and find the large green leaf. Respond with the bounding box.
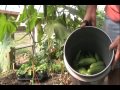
[18,6,27,23]
[0,14,7,42]
[0,14,16,42]
[7,21,16,35]
[0,25,7,42]
[44,21,69,45]
[27,5,36,17]
[26,12,37,33]
[18,5,38,33]
[54,22,69,45]
[24,5,38,33]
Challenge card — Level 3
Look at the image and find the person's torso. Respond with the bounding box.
[105,5,120,22]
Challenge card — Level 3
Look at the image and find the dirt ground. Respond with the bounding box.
[0,71,29,85]
[0,71,73,85]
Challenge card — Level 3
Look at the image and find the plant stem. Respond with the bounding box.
[43,5,47,20]
[32,57,35,85]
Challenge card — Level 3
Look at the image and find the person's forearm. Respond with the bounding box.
[83,5,97,26]
[109,35,120,69]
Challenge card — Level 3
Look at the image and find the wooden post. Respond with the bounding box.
[9,47,15,70]
[34,27,38,53]
[31,29,36,56]
[9,34,15,70]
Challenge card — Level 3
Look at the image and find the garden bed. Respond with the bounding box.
[0,71,73,85]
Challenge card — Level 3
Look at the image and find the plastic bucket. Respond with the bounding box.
[64,26,114,82]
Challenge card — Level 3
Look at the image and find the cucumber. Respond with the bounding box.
[75,50,81,61]
[78,68,87,75]
[73,51,81,69]
[90,61,105,68]
[78,58,96,66]
[95,53,101,61]
[87,65,105,75]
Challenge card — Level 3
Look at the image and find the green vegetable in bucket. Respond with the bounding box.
[95,53,101,61]
[90,61,104,68]
[78,68,89,75]
[73,50,106,75]
[78,68,88,75]
[78,57,96,67]
[87,65,105,75]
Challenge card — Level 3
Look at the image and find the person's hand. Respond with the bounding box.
[80,20,92,28]
[109,36,120,69]
[80,5,97,28]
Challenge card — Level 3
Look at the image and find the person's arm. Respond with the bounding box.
[81,5,97,27]
[109,36,120,69]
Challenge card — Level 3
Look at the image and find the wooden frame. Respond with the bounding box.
[0,9,19,18]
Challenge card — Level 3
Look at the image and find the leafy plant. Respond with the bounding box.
[0,14,16,42]
[96,10,105,29]
[0,14,16,73]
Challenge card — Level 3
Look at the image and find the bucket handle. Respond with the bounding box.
[82,20,92,26]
